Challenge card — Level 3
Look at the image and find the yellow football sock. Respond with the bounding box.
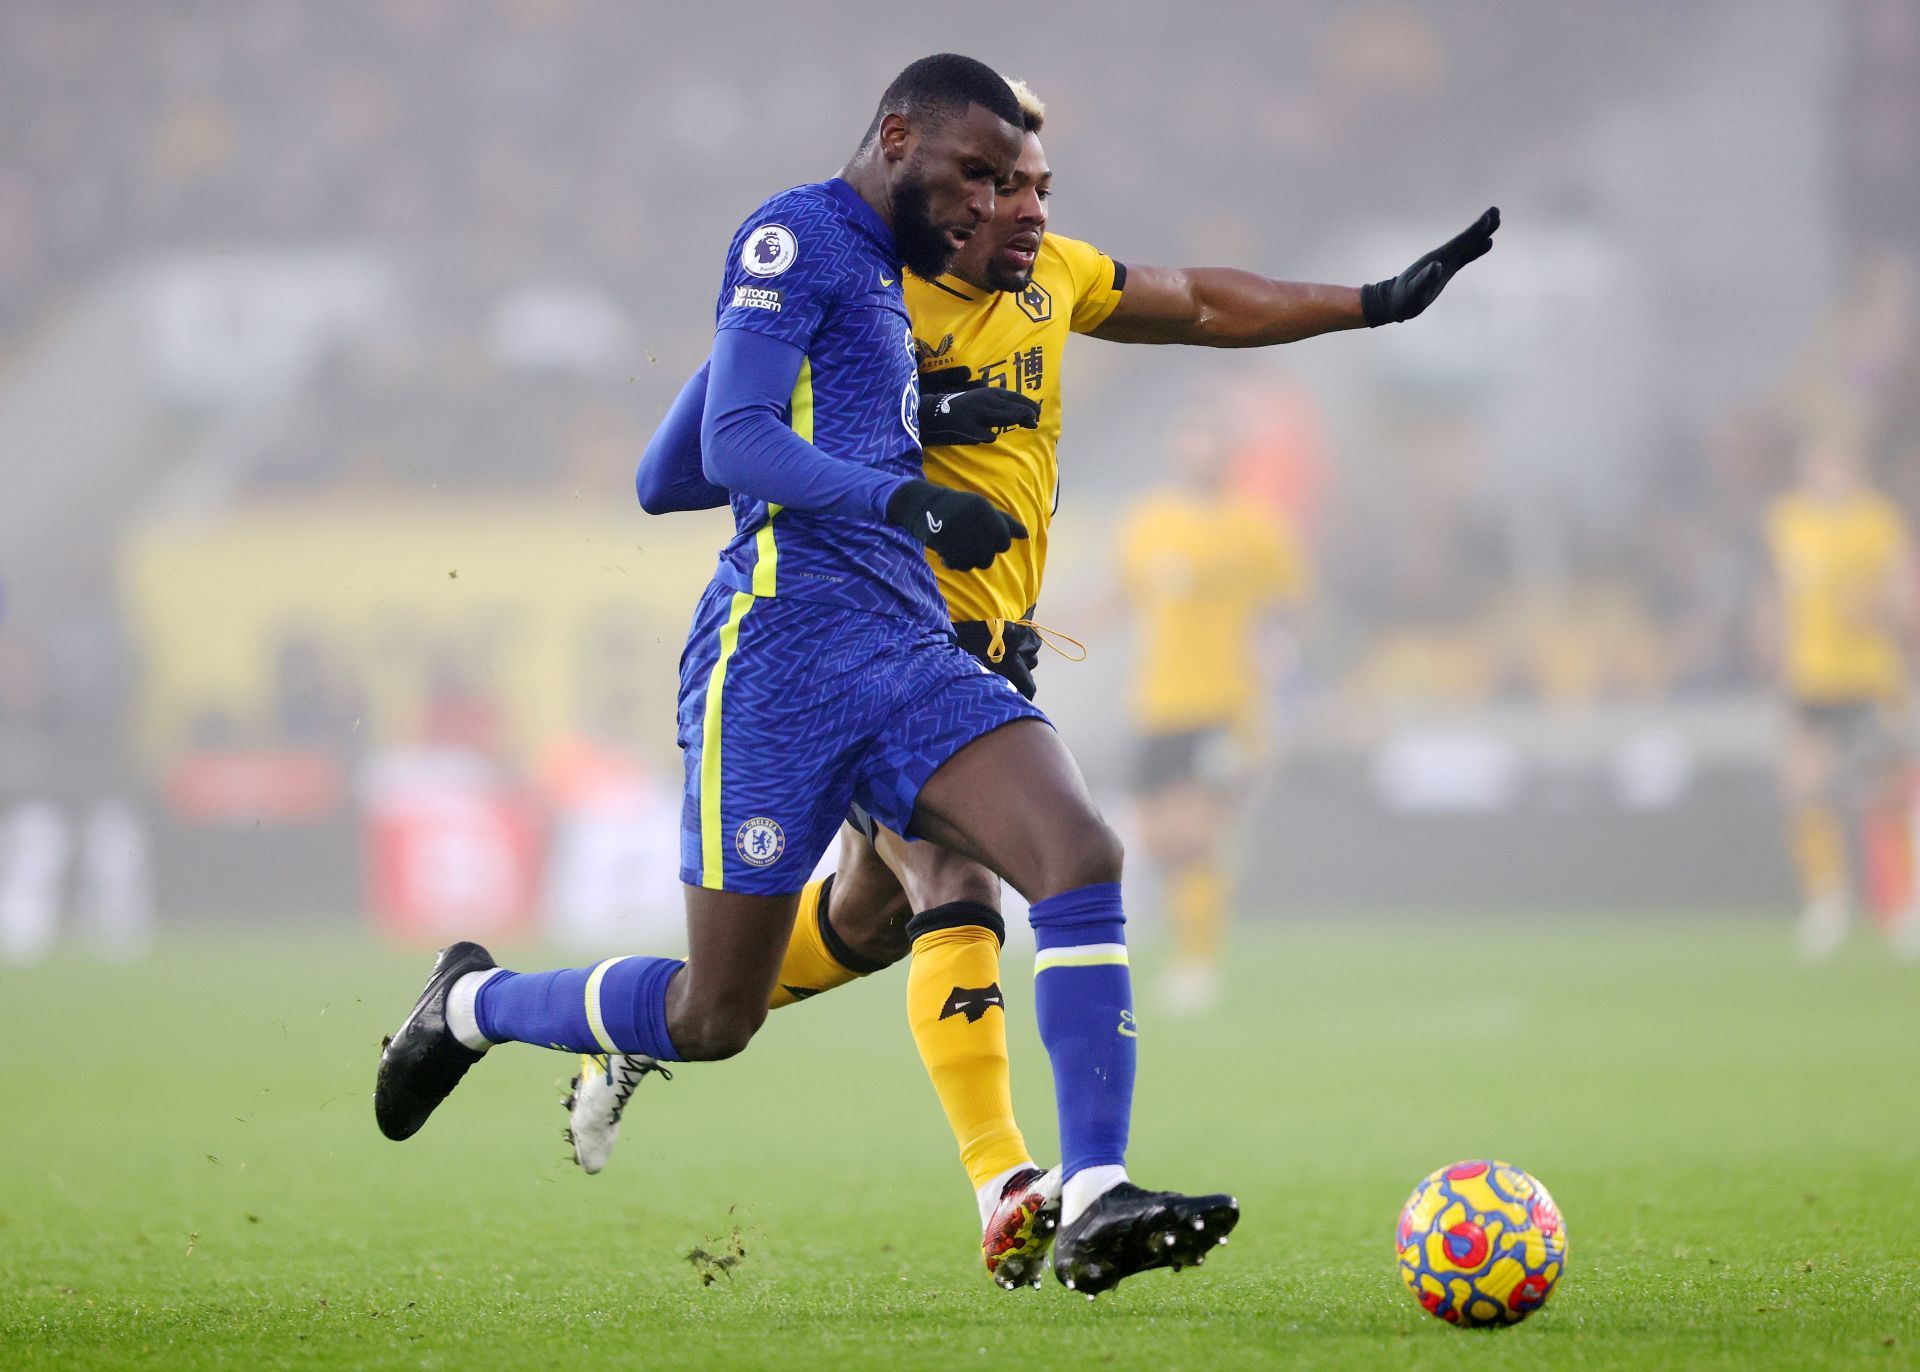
[767,877,874,1009]
[906,910,1030,1191]
[1170,862,1228,967]
[1790,803,1846,903]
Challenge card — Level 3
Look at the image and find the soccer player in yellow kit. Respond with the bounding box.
[1118,426,1312,1013]
[1763,437,1918,957]
[593,78,1499,1290]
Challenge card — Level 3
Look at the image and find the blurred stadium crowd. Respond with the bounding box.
[2,0,1918,946]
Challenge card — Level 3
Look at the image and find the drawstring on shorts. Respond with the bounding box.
[985,617,1088,666]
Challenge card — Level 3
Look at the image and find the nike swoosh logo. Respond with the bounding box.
[926,512,944,533]
[881,276,895,287]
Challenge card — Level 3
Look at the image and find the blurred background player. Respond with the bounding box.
[0,580,153,965]
[1760,434,1919,957]
[1116,419,1312,1012]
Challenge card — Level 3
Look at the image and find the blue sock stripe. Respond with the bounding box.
[1033,942,1128,973]
[473,955,684,1060]
[583,956,633,1053]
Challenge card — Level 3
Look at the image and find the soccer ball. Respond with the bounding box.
[1395,1160,1567,1327]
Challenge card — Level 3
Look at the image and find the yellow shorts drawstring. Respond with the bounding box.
[984,617,1088,665]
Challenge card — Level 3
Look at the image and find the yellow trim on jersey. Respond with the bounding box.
[789,355,814,442]
[699,591,756,888]
[745,355,812,598]
[755,506,781,596]
[697,358,812,886]
[583,956,634,1052]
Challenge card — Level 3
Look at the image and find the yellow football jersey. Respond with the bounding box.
[1119,491,1311,732]
[1766,491,1912,701]
[905,233,1125,623]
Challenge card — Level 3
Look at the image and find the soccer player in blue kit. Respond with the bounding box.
[374,54,1235,1295]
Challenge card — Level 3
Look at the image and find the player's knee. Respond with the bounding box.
[854,923,911,968]
[1050,812,1125,892]
[700,1024,759,1062]
[830,881,913,968]
[1087,817,1126,883]
[926,868,1001,912]
[900,855,1000,921]
[673,1001,767,1062]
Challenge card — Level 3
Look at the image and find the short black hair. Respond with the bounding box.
[860,53,1024,147]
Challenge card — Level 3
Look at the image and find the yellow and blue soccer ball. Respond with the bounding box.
[1395,1160,1567,1327]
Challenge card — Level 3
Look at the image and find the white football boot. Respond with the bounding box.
[565,1052,670,1173]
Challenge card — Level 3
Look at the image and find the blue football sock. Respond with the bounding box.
[474,956,684,1061]
[1029,882,1134,1180]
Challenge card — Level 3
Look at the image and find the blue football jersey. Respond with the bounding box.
[709,178,944,625]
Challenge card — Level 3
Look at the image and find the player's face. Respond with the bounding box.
[887,103,1022,279]
[953,132,1050,293]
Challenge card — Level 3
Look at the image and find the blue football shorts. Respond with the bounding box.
[676,582,1048,894]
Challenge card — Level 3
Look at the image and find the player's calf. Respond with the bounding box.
[663,996,765,1061]
[905,901,1035,1207]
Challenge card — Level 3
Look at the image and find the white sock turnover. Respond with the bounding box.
[1062,1164,1128,1227]
[446,968,505,1052]
[975,1161,1038,1229]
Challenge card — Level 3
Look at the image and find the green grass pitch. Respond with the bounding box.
[2,915,1917,1369]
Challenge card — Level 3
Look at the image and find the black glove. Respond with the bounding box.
[953,619,1042,699]
[1359,207,1500,326]
[918,366,975,394]
[917,367,1042,446]
[885,478,1028,572]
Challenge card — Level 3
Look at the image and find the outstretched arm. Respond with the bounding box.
[1091,207,1499,348]
[635,362,729,514]
[1091,268,1364,347]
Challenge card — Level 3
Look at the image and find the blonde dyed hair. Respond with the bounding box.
[1003,76,1045,133]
